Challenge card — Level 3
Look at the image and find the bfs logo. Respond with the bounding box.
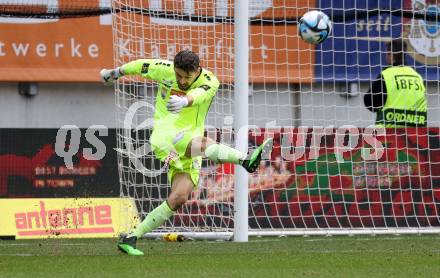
[405,0,440,65]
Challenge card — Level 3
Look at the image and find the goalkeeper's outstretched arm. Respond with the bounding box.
[100,59,172,86]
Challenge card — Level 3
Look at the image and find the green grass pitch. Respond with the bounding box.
[1,235,439,277]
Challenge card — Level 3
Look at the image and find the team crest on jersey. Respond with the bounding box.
[404,0,440,65]
[141,63,150,74]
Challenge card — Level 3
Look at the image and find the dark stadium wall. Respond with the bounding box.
[0,128,119,198]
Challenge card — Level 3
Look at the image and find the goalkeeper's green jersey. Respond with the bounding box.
[121,59,219,136]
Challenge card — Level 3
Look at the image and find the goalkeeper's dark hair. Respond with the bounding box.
[387,39,406,66]
[174,50,200,73]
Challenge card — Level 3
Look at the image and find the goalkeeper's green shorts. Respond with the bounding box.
[150,128,201,187]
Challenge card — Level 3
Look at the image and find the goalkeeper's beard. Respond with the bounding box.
[178,83,190,90]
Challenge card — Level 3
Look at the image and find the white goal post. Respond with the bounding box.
[113,0,440,240]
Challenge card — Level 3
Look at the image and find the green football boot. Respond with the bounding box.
[241,138,273,173]
[117,233,144,256]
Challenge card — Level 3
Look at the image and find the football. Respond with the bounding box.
[299,10,332,44]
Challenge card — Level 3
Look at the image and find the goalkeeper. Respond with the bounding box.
[101,50,271,255]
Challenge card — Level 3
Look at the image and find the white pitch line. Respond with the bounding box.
[305,236,412,242]
[303,249,440,254]
[0,242,110,246]
[0,243,30,246]
[248,239,282,243]
[205,239,282,244]
[0,253,118,257]
[0,236,434,246]
[0,253,33,256]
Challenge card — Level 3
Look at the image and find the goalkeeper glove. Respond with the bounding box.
[100,67,121,86]
[166,95,189,113]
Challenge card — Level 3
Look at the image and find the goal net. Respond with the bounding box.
[113,0,440,238]
[0,0,111,18]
